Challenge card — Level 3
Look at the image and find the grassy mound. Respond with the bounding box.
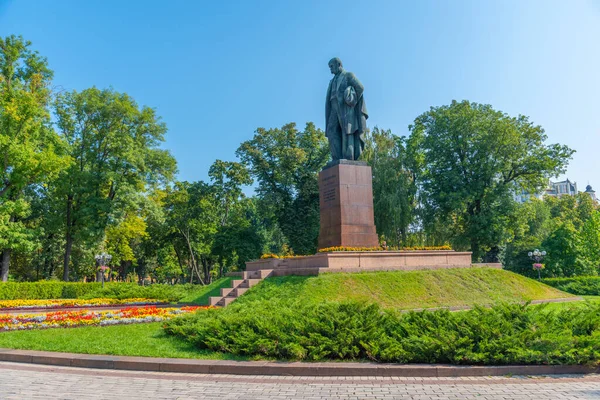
[161,268,596,365]
[235,268,573,310]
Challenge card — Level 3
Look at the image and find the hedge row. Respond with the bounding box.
[164,300,600,365]
[542,276,600,296]
[0,282,195,302]
[0,282,104,300]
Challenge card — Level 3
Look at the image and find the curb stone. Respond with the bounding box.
[0,348,598,377]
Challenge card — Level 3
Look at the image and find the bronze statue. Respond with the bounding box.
[325,57,368,161]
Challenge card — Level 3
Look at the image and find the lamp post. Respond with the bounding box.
[528,249,546,280]
[95,252,112,288]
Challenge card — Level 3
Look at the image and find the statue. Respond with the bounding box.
[325,57,368,161]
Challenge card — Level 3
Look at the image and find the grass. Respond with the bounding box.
[0,268,579,361]
[178,277,233,305]
[235,268,574,310]
[530,296,600,311]
[0,322,243,360]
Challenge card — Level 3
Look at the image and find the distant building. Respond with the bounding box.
[514,179,597,204]
[584,185,597,202]
[545,179,578,198]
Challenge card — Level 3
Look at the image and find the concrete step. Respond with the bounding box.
[220,297,236,306]
[258,269,274,279]
[243,269,274,280]
[235,287,248,296]
[231,279,244,288]
[209,296,223,306]
[242,270,259,279]
[220,287,234,297]
[239,278,261,288]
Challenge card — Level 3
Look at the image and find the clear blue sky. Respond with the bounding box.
[1,0,599,191]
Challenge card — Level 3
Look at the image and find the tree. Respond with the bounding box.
[362,127,417,246]
[54,87,176,281]
[163,181,219,284]
[579,209,600,273]
[0,35,66,281]
[408,100,574,261]
[236,122,329,254]
[502,198,552,277]
[542,221,593,277]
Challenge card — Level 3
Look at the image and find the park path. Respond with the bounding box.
[0,361,598,399]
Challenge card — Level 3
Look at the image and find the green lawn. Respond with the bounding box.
[235,268,575,310]
[0,322,243,360]
[0,268,579,359]
[530,295,599,311]
[179,277,233,304]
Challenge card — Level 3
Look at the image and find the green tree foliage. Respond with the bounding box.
[0,35,67,281]
[3,35,594,283]
[362,127,417,247]
[408,100,574,261]
[53,87,176,281]
[163,181,217,284]
[236,122,329,254]
[504,194,599,278]
[579,210,600,271]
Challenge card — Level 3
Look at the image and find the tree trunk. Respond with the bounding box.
[180,228,205,285]
[63,195,73,281]
[470,237,480,263]
[173,245,187,282]
[63,234,73,281]
[1,249,11,282]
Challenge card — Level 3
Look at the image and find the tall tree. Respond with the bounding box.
[408,100,574,261]
[54,87,176,281]
[236,122,329,254]
[362,127,417,246]
[0,35,66,281]
[163,181,219,284]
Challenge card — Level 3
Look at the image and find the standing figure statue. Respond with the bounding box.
[325,57,369,161]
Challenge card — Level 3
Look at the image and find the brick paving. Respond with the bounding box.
[0,362,599,399]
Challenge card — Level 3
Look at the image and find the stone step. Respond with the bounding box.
[209,296,223,306]
[219,297,236,307]
[243,269,274,280]
[239,278,261,288]
[211,273,271,307]
[231,279,244,288]
[242,270,259,279]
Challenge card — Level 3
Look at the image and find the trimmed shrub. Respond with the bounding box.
[0,282,103,300]
[80,283,195,302]
[542,276,600,296]
[0,282,196,302]
[164,300,600,365]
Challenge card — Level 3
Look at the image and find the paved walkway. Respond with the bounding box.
[0,362,598,399]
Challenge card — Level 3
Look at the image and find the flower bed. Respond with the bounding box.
[259,245,454,259]
[0,298,165,311]
[0,305,208,331]
[317,245,453,253]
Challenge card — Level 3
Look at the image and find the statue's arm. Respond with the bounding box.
[348,73,364,98]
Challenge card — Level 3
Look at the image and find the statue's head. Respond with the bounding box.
[328,57,343,75]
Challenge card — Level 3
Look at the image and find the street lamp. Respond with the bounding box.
[528,249,546,280]
[95,252,112,288]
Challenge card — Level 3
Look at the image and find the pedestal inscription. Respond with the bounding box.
[318,162,379,249]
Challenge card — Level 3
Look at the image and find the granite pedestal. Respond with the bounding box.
[318,160,379,249]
